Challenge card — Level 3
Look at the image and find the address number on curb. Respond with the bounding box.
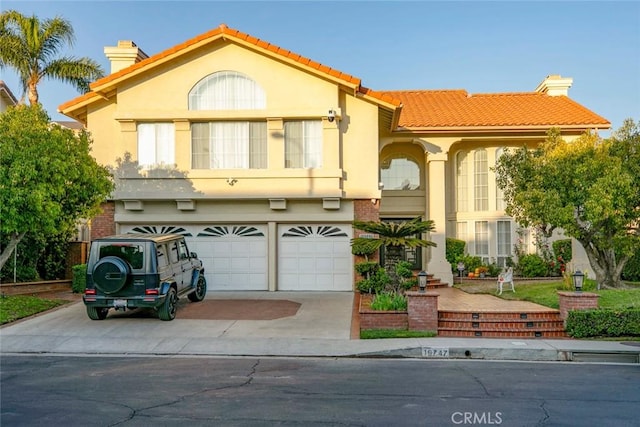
[421,347,450,358]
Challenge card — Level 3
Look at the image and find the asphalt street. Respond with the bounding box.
[1,355,639,426]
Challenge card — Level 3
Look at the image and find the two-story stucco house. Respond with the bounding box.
[59,24,609,292]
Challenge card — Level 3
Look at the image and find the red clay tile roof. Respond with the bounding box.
[59,24,608,132]
[382,90,610,129]
[61,24,383,114]
[90,24,360,92]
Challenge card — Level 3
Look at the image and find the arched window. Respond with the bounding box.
[474,149,488,211]
[456,151,469,211]
[188,71,266,110]
[380,155,420,190]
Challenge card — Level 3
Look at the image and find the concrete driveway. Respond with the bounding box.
[0,292,355,355]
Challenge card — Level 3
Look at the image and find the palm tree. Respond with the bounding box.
[0,10,104,105]
[352,217,436,287]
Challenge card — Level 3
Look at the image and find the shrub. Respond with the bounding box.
[446,238,466,271]
[370,292,407,311]
[355,261,380,279]
[486,263,502,277]
[455,255,482,274]
[552,239,572,275]
[356,268,390,294]
[351,238,378,260]
[552,239,572,263]
[565,309,640,338]
[72,264,87,293]
[517,254,548,277]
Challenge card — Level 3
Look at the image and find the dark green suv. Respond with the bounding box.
[83,234,206,321]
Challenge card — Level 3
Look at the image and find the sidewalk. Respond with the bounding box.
[1,292,638,363]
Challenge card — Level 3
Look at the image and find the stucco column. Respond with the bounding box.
[426,153,454,286]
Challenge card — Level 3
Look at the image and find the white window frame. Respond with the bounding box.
[474,221,489,264]
[380,154,421,190]
[137,123,175,168]
[497,220,512,267]
[456,151,469,212]
[284,120,322,169]
[189,71,266,110]
[191,121,267,169]
[474,149,488,211]
[496,147,506,211]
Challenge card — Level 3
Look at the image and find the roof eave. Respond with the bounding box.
[394,123,612,134]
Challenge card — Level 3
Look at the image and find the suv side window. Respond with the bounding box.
[169,241,180,264]
[178,240,189,260]
[157,244,168,268]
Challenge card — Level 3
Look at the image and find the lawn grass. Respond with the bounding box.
[360,329,437,339]
[0,295,69,325]
[456,279,640,310]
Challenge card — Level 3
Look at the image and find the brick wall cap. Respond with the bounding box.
[557,291,600,298]
[406,291,440,297]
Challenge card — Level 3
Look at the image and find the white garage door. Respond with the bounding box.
[278,224,352,291]
[121,225,268,291]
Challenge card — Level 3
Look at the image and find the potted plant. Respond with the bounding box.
[477,266,488,278]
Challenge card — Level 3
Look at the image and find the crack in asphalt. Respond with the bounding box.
[537,400,551,426]
[458,366,491,397]
[108,359,261,426]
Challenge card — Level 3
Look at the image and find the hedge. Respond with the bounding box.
[565,308,640,338]
[72,264,87,293]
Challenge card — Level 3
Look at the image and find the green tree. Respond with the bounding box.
[0,105,114,271]
[0,10,104,105]
[495,120,640,288]
[351,217,436,286]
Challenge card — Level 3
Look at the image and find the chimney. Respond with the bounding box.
[104,40,149,74]
[535,75,573,96]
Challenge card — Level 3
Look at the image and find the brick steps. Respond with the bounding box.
[438,310,567,338]
[423,275,449,289]
[438,329,568,338]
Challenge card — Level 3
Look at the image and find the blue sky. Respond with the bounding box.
[2,1,639,134]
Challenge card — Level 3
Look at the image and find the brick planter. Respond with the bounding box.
[557,291,600,323]
[358,292,439,332]
[359,294,408,330]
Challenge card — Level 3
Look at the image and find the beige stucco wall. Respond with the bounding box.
[85,42,380,203]
[114,199,355,225]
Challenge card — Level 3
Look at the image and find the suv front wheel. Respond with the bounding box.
[188,275,207,302]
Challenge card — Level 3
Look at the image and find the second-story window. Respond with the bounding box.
[137,123,175,168]
[474,149,488,211]
[380,155,420,190]
[189,71,266,110]
[284,120,322,168]
[191,122,267,169]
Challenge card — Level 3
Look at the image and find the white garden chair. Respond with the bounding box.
[497,267,514,295]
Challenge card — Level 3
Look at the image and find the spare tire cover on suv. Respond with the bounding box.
[92,256,132,294]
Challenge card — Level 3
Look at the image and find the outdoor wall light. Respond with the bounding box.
[418,270,428,293]
[327,109,337,122]
[572,270,584,293]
